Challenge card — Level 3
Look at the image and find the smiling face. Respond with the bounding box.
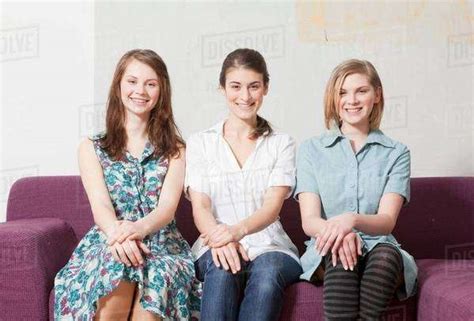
[223,67,268,122]
[338,73,381,131]
[120,59,160,118]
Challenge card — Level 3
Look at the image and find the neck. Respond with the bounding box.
[224,114,257,139]
[340,122,370,140]
[125,112,149,141]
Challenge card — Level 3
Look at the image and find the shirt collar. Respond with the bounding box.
[205,120,226,136]
[322,126,394,148]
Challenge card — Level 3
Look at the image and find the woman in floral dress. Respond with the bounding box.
[54,49,200,321]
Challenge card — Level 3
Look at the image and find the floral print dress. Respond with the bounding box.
[54,135,201,320]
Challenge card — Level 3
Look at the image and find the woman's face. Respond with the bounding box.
[338,73,380,129]
[223,67,268,122]
[120,59,160,118]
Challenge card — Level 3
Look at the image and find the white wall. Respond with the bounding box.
[1,1,473,222]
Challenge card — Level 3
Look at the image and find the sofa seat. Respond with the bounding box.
[417,259,474,321]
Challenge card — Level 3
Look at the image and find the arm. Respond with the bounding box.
[109,147,187,242]
[78,139,118,236]
[204,186,290,247]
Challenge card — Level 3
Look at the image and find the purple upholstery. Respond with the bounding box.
[1,176,473,320]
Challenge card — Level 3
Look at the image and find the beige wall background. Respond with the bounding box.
[1,1,473,222]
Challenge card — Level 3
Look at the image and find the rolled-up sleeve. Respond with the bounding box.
[184,134,210,199]
[294,140,319,201]
[383,146,411,205]
[267,134,296,198]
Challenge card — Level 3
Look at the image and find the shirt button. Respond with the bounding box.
[350,183,355,188]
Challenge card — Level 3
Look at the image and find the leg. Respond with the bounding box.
[95,281,136,321]
[323,255,360,321]
[238,252,302,321]
[129,287,162,321]
[196,250,244,321]
[359,244,403,320]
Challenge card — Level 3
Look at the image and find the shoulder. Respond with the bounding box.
[266,130,295,146]
[298,134,327,155]
[78,138,95,156]
[378,131,410,154]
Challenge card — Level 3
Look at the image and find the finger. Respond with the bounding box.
[211,249,220,268]
[332,250,338,267]
[117,231,135,244]
[200,234,210,246]
[210,235,232,248]
[128,240,144,265]
[357,235,363,255]
[321,230,338,256]
[115,244,132,267]
[347,237,357,265]
[121,241,139,266]
[223,246,238,274]
[138,241,151,255]
[343,242,353,270]
[217,249,230,271]
[331,233,344,255]
[109,246,120,262]
[339,247,348,270]
[238,244,250,261]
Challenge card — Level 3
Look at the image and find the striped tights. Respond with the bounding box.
[322,244,403,321]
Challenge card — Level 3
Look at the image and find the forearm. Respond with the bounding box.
[193,207,219,235]
[91,203,118,236]
[353,212,396,236]
[302,215,327,238]
[235,204,280,237]
[136,205,175,236]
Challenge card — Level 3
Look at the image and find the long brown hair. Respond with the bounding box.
[100,49,184,160]
[219,48,273,139]
[324,59,384,130]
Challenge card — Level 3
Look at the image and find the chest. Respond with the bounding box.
[223,136,257,169]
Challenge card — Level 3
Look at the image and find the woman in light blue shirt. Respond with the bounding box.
[295,59,417,320]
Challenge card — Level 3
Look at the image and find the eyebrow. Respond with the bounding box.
[124,75,159,82]
[228,81,262,85]
[340,85,370,91]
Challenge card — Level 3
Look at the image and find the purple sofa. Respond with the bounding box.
[1,176,473,321]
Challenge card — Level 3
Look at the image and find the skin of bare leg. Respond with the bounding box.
[129,287,163,321]
[94,281,136,321]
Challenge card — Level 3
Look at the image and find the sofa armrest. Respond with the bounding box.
[0,218,78,321]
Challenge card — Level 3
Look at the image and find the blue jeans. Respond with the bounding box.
[195,250,302,321]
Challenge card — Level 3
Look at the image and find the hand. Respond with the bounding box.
[106,220,149,246]
[210,242,250,274]
[109,239,151,267]
[201,224,246,248]
[315,212,355,256]
[331,232,363,270]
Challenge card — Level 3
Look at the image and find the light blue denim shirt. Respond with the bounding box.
[295,126,417,299]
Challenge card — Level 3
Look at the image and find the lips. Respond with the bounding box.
[129,97,149,106]
[344,107,363,114]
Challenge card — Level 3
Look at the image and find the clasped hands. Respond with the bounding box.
[200,224,249,275]
[105,220,150,268]
[315,212,363,271]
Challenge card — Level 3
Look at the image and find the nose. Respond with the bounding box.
[240,88,251,101]
[347,92,358,105]
[134,83,146,95]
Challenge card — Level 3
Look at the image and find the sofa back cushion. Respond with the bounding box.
[7,176,473,259]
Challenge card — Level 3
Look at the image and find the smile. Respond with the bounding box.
[344,107,363,114]
[130,97,149,105]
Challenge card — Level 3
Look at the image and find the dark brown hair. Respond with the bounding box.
[219,48,273,139]
[100,49,184,160]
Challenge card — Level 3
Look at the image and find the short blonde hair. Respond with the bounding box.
[323,59,384,130]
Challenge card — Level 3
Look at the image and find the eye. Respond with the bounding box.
[127,79,136,84]
[339,91,346,96]
[231,85,240,90]
[148,82,158,88]
[359,89,368,93]
[250,84,260,90]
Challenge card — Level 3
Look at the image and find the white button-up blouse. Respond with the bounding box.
[185,121,300,263]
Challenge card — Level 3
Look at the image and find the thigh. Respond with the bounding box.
[129,287,162,321]
[95,281,136,321]
[248,252,302,286]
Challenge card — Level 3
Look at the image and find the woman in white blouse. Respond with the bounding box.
[185,48,302,321]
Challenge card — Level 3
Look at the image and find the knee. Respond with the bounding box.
[250,268,285,296]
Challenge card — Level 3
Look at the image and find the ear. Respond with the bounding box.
[219,85,226,96]
[263,84,269,96]
[374,87,382,104]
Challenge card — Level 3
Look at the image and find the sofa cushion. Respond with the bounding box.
[417,259,474,321]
